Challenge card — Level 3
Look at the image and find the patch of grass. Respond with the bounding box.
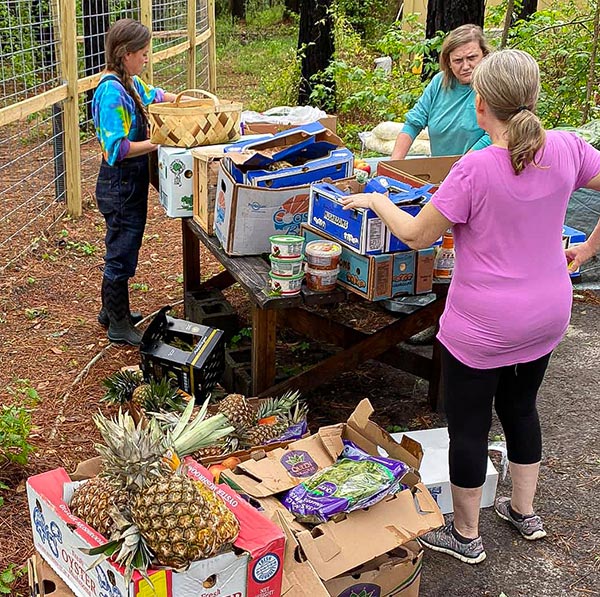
[217,18,298,110]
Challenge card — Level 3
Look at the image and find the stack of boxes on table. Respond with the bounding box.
[26,399,446,597]
[159,118,461,301]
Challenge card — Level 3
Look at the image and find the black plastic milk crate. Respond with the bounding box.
[140,306,225,402]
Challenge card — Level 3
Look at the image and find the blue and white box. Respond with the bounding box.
[308,177,431,255]
[223,122,352,187]
[562,224,587,276]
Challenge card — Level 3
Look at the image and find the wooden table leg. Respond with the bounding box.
[181,220,201,320]
[251,304,277,395]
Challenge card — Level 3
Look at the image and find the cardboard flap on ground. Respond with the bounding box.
[222,399,423,498]
[295,484,441,581]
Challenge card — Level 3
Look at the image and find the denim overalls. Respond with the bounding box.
[95,75,150,282]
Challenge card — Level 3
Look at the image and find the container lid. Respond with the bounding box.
[305,240,342,257]
[305,266,340,276]
[269,234,305,244]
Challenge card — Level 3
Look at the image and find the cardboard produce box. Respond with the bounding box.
[279,511,423,597]
[243,114,338,136]
[302,225,433,300]
[158,146,194,218]
[27,458,285,597]
[192,145,229,234]
[222,399,444,584]
[377,155,461,192]
[28,552,75,597]
[308,177,430,255]
[391,428,499,515]
[191,136,269,234]
[213,123,354,255]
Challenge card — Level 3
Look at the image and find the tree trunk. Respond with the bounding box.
[425,0,484,38]
[284,0,300,15]
[230,0,246,21]
[423,0,485,79]
[297,0,335,110]
[515,0,538,22]
[82,0,110,121]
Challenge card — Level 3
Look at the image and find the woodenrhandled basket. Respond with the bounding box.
[148,89,242,148]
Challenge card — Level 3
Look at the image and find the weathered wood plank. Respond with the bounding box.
[278,307,436,380]
[185,219,302,309]
[252,305,277,394]
[258,298,445,397]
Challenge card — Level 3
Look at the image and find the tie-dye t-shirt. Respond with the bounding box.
[92,74,165,166]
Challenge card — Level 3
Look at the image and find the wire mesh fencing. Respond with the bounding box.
[0,0,214,273]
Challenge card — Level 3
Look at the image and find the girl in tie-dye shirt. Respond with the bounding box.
[93,18,180,346]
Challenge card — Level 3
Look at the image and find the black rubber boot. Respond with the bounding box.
[97,307,143,328]
[102,277,143,346]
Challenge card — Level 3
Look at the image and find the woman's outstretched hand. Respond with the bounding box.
[341,192,388,211]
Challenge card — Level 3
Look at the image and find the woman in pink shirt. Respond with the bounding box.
[342,49,600,564]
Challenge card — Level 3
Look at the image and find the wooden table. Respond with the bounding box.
[182,219,447,409]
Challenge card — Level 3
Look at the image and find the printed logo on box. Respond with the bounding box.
[32,503,63,558]
[338,582,381,597]
[273,194,309,236]
[251,553,281,583]
[428,485,442,504]
[279,450,318,477]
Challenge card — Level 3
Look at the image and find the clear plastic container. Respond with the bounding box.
[433,231,455,281]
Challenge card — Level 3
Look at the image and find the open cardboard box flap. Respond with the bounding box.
[346,399,423,470]
[278,511,330,597]
[295,484,442,581]
[222,399,423,499]
[226,123,344,168]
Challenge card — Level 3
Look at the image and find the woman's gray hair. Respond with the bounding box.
[439,24,491,88]
[472,49,545,175]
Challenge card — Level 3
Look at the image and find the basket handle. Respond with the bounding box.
[174,89,220,105]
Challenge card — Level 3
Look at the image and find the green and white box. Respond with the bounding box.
[158,146,194,218]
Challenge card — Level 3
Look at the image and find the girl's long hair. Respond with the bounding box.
[104,18,151,123]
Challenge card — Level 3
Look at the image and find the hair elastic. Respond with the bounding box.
[517,105,528,112]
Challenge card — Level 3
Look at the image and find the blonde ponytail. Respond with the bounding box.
[472,49,545,175]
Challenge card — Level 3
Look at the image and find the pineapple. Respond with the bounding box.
[216,393,256,431]
[101,369,144,405]
[76,401,238,578]
[241,390,307,448]
[131,377,188,413]
[69,476,128,537]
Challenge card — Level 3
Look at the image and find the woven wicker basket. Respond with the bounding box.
[148,89,242,148]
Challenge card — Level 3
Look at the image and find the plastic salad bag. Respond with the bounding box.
[281,440,410,523]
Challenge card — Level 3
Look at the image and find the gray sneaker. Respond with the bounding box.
[418,522,487,564]
[494,497,547,540]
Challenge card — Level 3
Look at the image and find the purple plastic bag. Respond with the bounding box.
[281,440,410,523]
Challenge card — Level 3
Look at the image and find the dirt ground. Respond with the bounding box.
[0,181,599,596]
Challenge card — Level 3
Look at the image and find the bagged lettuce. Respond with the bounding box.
[281,440,410,523]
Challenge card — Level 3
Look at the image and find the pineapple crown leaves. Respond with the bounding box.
[256,389,303,421]
[101,369,144,404]
[81,507,154,586]
[135,377,189,413]
[153,398,236,458]
[93,410,170,491]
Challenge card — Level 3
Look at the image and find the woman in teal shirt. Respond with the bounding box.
[391,24,491,159]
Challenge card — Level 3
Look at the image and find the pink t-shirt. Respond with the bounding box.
[431,130,600,369]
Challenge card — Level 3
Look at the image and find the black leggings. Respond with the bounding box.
[441,345,552,488]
